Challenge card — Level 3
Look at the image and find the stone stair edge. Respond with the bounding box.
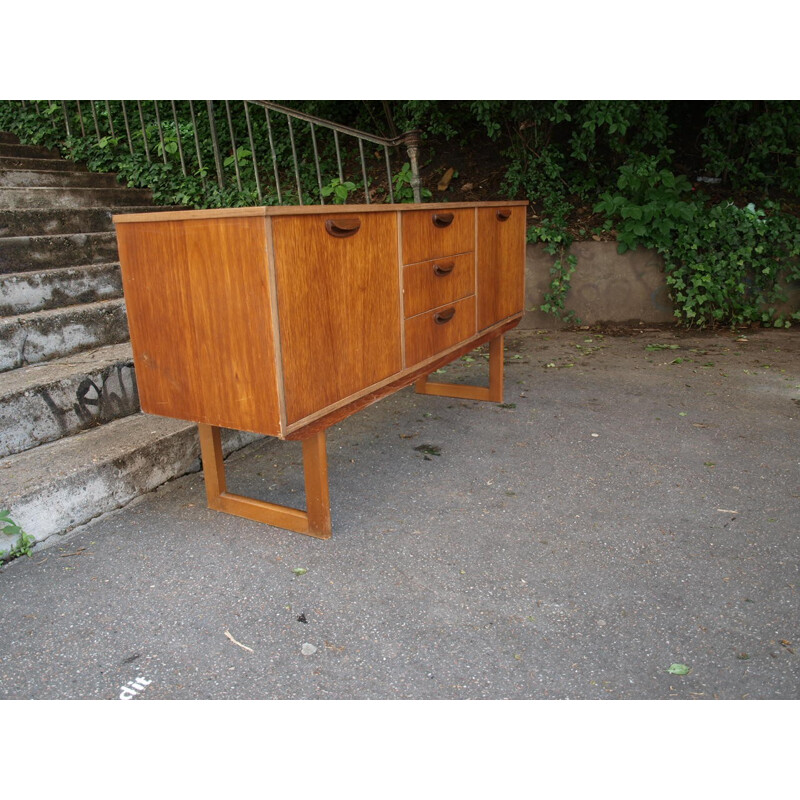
[0,342,137,458]
[0,206,187,237]
[0,186,154,209]
[9,294,126,323]
[0,157,89,172]
[0,412,263,546]
[1,340,133,395]
[0,261,123,317]
[0,169,122,189]
[0,296,129,373]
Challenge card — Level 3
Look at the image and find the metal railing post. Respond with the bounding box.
[206,100,225,192]
[404,130,422,204]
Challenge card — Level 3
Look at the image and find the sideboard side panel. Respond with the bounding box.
[116,216,282,435]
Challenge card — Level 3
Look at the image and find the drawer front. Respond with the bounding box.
[403,252,475,318]
[405,295,476,366]
[401,208,474,265]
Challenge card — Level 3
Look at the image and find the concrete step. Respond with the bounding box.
[0,169,120,189]
[0,231,118,274]
[0,297,128,372]
[0,206,178,237]
[0,262,123,316]
[0,186,153,209]
[0,412,261,547]
[0,142,62,160]
[0,156,88,172]
[0,342,137,457]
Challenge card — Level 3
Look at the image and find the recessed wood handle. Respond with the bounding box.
[433,261,455,277]
[496,208,512,221]
[433,307,456,325]
[325,218,361,238]
[432,212,454,228]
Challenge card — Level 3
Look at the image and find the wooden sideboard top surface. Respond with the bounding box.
[112,200,528,225]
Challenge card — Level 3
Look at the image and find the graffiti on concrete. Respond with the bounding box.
[39,362,139,434]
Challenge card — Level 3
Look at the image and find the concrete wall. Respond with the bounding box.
[521,241,674,329]
[520,241,800,329]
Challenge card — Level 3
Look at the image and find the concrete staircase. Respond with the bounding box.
[0,132,255,552]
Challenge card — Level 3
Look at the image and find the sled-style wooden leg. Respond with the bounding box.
[197,424,332,539]
[415,334,505,403]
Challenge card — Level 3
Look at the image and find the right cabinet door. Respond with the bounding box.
[476,206,526,331]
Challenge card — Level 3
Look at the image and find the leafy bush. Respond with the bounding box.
[595,159,800,327]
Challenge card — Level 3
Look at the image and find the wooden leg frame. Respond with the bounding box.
[415,334,505,403]
[197,424,332,539]
[198,334,504,539]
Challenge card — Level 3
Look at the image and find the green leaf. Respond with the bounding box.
[292,568,307,576]
[667,663,690,675]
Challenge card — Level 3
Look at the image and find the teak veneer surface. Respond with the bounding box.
[400,207,474,265]
[116,216,281,435]
[404,296,477,366]
[477,205,527,331]
[112,201,529,225]
[271,212,402,424]
[402,252,475,318]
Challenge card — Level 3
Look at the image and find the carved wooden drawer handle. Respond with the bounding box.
[434,307,456,325]
[496,208,512,221]
[432,261,455,277]
[325,218,361,238]
[432,212,454,228]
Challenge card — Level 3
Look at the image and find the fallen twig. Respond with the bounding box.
[224,630,254,653]
[59,548,88,558]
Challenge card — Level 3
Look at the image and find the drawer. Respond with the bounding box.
[401,208,474,265]
[403,252,475,318]
[404,295,476,366]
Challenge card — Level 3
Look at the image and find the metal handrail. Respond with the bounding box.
[13,100,424,206]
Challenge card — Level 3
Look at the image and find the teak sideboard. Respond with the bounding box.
[113,201,528,539]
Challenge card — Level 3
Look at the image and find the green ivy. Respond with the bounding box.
[595,159,800,327]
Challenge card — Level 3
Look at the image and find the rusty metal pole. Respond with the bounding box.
[403,130,422,203]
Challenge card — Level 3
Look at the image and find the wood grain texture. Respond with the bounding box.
[115,216,282,435]
[404,295,476,366]
[272,212,402,424]
[401,208,474,265]
[112,201,528,225]
[476,205,527,331]
[403,252,475,318]
[197,423,331,538]
[414,334,505,403]
[285,315,521,439]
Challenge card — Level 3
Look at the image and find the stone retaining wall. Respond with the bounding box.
[521,241,800,329]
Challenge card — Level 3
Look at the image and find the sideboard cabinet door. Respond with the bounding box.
[272,212,403,424]
[477,205,526,331]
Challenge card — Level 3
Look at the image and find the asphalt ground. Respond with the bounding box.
[1,327,798,702]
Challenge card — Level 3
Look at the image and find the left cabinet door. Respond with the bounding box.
[272,212,402,425]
